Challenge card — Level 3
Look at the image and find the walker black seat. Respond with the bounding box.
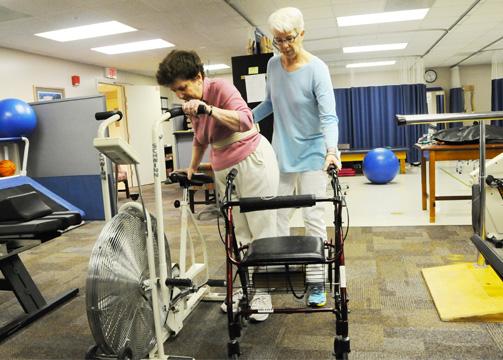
[241,236,325,266]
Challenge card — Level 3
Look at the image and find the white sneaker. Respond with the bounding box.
[249,294,272,322]
[220,288,243,313]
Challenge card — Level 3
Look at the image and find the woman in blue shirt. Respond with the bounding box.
[253,6,341,308]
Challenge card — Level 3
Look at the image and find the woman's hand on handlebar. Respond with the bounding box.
[182,99,210,117]
[187,165,199,180]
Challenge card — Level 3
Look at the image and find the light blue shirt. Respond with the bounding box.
[253,55,339,173]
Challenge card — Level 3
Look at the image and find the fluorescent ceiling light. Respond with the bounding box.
[346,60,396,68]
[343,43,407,53]
[204,64,230,71]
[35,21,136,42]
[92,39,174,54]
[337,8,429,27]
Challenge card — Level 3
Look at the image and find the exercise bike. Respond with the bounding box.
[86,106,223,360]
[220,165,350,359]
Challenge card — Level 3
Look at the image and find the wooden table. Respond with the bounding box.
[340,147,408,174]
[414,143,503,223]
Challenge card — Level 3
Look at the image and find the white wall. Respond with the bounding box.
[459,64,492,112]
[331,68,401,88]
[0,47,159,102]
[0,47,175,185]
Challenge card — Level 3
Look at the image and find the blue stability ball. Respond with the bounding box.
[363,148,399,184]
[0,98,38,137]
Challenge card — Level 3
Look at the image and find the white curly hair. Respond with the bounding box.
[268,7,304,34]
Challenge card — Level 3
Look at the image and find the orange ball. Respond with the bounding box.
[0,159,16,177]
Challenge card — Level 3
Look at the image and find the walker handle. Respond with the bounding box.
[239,194,316,213]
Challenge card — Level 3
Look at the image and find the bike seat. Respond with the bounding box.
[168,171,214,188]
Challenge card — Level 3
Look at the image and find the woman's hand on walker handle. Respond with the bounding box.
[323,150,342,171]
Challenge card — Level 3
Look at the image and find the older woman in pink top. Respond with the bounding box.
[156,50,278,321]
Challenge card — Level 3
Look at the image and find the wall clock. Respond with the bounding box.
[424,69,437,83]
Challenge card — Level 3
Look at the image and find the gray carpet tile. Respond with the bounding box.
[0,184,502,359]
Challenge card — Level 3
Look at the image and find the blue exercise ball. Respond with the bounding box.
[0,98,37,138]
[363,148,399,184]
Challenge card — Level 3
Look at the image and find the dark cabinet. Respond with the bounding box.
[231,53,274,143]
[164,145,173,174]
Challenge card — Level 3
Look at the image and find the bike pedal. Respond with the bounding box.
[165,278,193,287]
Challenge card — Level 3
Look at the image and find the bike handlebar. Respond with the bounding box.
[95,110,123,121]
[168,171,213,188]
[165,105,207,119]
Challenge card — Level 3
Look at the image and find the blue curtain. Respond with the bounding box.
[449,87,464,128]
[334,88,353,146]
[491,78,503,126]
[334,84,426,162]
[435,94,445,113]
[397,84,429,162]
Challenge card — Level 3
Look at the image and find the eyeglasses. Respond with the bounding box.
[272,32,299,48]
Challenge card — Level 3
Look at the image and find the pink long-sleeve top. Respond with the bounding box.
[191,78,260,171]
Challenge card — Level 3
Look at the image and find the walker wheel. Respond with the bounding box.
[335,353,348,360]
[117,346,133,360]
[84,345,99,360]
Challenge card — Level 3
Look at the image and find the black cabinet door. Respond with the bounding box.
[231,53,274,143]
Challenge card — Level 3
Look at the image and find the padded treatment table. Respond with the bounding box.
[414,143,503,222]
[340,147,408,174]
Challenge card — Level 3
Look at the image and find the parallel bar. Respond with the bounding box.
[396,111,503,125]
[479,122,487,240]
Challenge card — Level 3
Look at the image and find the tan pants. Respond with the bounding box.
[214,135,279,246]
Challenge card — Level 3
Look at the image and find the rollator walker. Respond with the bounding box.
[220,165,351,359]
[86,106,223,360]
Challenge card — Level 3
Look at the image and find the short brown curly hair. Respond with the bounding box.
[156,50,205,87]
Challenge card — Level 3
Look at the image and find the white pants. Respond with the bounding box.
[214,136,279,246]
[277,170,327,284]
[277,170,327,240]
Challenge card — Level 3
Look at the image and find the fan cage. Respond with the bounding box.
[86,206,170,359]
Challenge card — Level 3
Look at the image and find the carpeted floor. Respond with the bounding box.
[0,184,502,360]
